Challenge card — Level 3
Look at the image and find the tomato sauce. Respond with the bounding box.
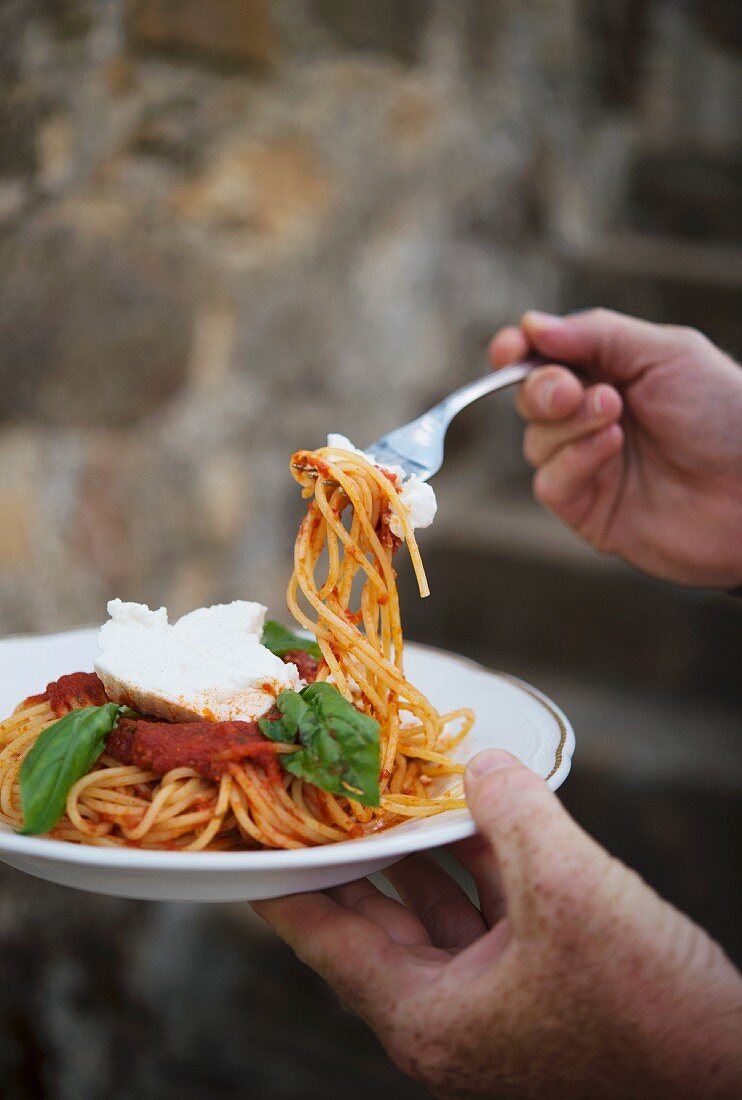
[281,649,319,682]
[35,672,110,716]
[106,717,282,781]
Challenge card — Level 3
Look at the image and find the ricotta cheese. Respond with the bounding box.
[94,599,301,723]
[391,475,437,538]
[326,433,437,538]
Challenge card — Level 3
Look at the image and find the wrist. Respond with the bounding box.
[638,952,742,1097]
[659,1001,742,1097]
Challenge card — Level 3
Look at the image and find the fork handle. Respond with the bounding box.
[428,356,545,426]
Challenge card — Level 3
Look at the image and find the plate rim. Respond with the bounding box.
[0,630,575,872]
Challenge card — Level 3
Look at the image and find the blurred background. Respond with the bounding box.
[0,1,740,1096]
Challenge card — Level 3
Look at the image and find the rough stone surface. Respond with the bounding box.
[625,149,742,244]
[0,215,195,425]
[0,0,738,631]
[310,0,430,64]
[129,0,274,68]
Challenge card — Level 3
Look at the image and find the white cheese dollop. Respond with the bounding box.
[325,433,437,538]
[94,599,301,723]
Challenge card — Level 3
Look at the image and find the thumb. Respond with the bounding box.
[521,307,679,384]
[464,749,602,935]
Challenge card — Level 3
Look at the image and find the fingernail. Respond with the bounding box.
[540,377,559,413]
[590,388,606,416]
[467,749,519,778]
[523,310,563,329]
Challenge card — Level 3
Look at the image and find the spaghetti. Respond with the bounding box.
[0,445,473,849]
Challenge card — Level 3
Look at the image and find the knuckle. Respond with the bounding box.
[573,851,639,932]
[666,324,710,354]
[585,306,613,326]
[535,843,619,941]
[587,848,628,899]
[668,914,729,975]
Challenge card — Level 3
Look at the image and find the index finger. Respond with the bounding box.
[450,835,506,929]
[251,890,414,1022]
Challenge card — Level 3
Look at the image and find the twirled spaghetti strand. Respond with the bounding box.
[288,445,473,816]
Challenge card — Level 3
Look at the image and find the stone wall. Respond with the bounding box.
[1,0,739,634]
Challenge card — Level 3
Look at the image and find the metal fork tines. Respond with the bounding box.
[297,358,541,484]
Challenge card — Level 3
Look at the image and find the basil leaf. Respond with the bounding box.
[260,682,380,807]
[118,706,141,719]
[259,692,312,743]
[261,620,321,660]
[19,703,122,836]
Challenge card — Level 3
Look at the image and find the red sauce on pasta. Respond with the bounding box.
[39,672,109,716]
[106,717,281,781]
[281,649,319,682]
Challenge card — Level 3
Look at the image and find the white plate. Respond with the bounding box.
[0,627,574,902]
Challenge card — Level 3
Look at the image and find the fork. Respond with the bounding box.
[360,358,542,481]
[294,357,543,483]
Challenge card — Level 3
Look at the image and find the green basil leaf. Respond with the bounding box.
[259,692,314,742]
[260,620,321,660]
[19,703,122,836]
[260,682,380,807]
[118,705,141,719]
